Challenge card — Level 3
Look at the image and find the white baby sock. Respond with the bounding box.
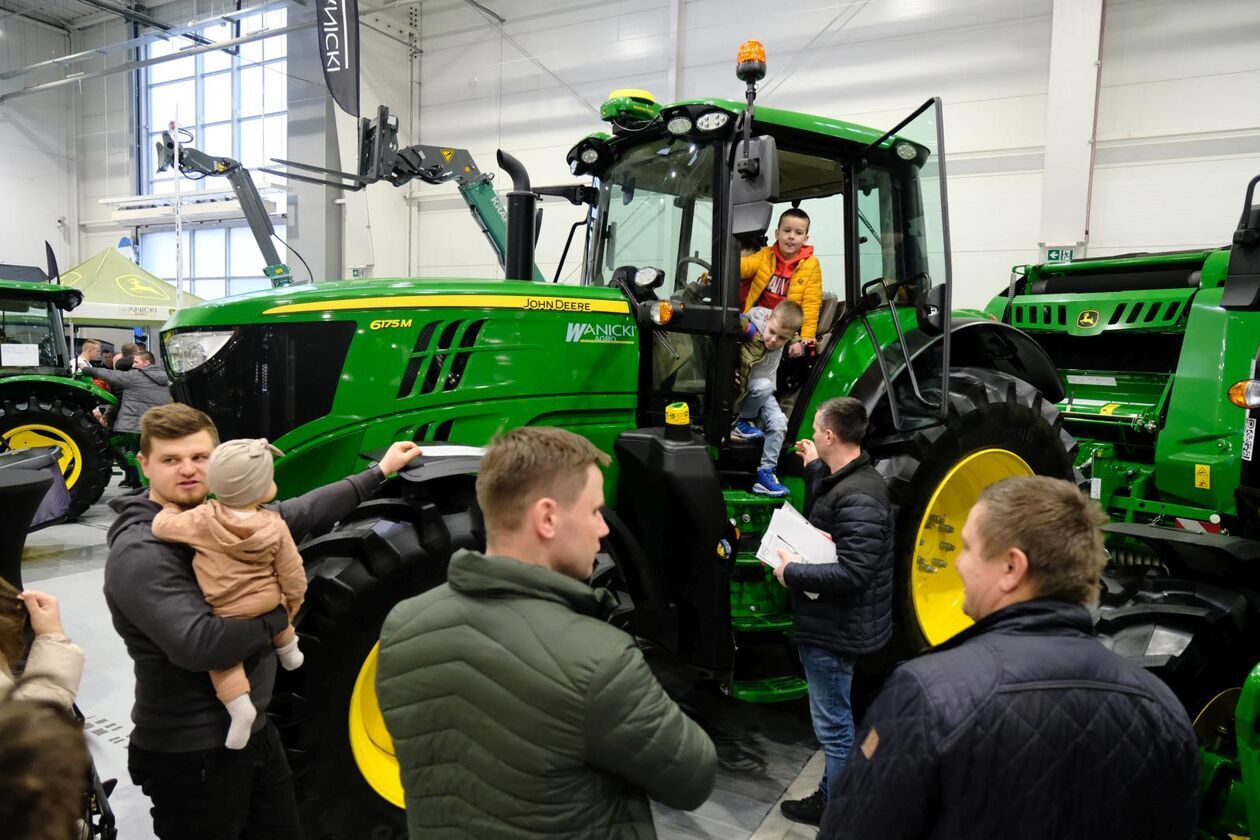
[276,638,304,671]
[224,695,257,750]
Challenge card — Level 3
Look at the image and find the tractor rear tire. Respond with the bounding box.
[1094,568,1255,714]
[273,475,483,840]
[874,367,1079,653]
[0,394,111,519]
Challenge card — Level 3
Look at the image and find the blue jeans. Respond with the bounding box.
[740,377,788,472]
[798,643,856,800]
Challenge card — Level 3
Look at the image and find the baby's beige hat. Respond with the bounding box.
[207,438,284,508]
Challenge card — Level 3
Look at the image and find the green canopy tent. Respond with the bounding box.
[61,248,203,328]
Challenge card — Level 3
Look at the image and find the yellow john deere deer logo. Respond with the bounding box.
[1076,309,1100,329]
[117,274,170,301]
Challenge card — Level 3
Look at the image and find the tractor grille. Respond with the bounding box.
[396,318,486,399]
[169,321,355,442]
[1011,297,1188,331]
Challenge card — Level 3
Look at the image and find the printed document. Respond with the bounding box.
[756,502,836,600]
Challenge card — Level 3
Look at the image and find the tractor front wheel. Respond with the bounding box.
[273,475,483,840]
[0,394,111,518]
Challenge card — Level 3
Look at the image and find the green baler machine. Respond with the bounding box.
[985,175,1260,719]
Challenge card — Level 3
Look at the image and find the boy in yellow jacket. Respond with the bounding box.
[741,208,824,342]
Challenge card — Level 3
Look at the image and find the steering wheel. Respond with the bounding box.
[676,255,713,282]
[675,255,714,301]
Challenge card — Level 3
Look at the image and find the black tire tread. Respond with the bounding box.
[0,393,112,518]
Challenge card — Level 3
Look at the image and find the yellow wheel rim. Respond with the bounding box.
[911,448,1033,646]
[348,642,405,808]
[2,424,83,489]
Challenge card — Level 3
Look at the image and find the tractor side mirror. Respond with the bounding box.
[1221,174,1260,309]
[731,135,779,237]
[917,283,947,336]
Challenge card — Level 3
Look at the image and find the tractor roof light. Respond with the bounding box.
[666,114,693,135]
[566,134,611,176]
[736,40,767,83]
[1228,379,1260,409]
[695,110,732,132]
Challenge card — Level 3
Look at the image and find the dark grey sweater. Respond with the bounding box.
[104,468,384,751]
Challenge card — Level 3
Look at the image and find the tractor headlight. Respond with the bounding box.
[164,329,235,376]
[1229,379,1260,409]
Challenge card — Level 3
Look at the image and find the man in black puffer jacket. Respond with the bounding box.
[819,476,1198,840]
[774,396,894,826]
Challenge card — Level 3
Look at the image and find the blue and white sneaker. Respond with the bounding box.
[753,468,790,497]
[731,418,764,441]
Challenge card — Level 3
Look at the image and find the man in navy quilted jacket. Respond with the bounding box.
[819,475,1199,840]
[776,396,895,825]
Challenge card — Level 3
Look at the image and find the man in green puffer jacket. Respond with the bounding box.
[377,426,717,839]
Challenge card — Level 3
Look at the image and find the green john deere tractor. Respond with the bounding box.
[1197,661,1260,839]
[984,177,1260,718]
[161,56,1078,834]
[0,262,115,518]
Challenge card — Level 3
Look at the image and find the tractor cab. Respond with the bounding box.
[570,60,956,459]
[0,269,114,518]
[0,273,79,373]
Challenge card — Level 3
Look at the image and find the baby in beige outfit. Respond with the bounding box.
[152,438,306,749]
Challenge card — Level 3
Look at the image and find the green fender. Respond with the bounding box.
[0,373,119,408]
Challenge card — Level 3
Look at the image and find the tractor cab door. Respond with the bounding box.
[584,135,731,434]
[853,98,955,433]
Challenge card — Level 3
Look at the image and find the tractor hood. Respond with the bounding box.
[162,278,641,497]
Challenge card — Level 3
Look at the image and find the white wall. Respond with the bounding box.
[71,18,137,262]
[0,17,76,271]
[1089,0,1260,256]
[408,0,1260,308]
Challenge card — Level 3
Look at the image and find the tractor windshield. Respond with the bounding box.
[585,137,718,293]
[0,294,66,370]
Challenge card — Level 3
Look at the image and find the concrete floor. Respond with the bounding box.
[23,472,823,839]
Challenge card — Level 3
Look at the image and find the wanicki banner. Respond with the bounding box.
[318,0,360,117]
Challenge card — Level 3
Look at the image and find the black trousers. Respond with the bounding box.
[128,721,303,840]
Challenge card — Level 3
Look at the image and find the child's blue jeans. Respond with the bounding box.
[739,377,788,472]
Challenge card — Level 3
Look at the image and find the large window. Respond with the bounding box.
[139,224,286,300]
[139,7,288,300]
[145,7,288,194]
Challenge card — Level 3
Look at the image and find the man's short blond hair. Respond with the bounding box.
[975,475,1107,604]
[476,427,610,534]
[80,339,100,350]
[139,403,219,455]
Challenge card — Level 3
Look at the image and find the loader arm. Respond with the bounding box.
[159,135,293,287]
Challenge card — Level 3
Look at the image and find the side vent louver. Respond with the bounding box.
[396,319,487,400]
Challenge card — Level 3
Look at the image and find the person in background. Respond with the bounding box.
[87,350,171,489]
[0,578,84,708]
[105,404,422,840]
[0,698,91,840]
[819,476,1199,840]
[101,350,116,369]
[115,342,139,372]
[377,426,717,839]
[776,396,894,826]
[71,338,100,374]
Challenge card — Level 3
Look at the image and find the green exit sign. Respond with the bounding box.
[1046,247,1074,262]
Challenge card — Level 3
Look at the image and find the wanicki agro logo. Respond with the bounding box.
[566,322,636,344]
